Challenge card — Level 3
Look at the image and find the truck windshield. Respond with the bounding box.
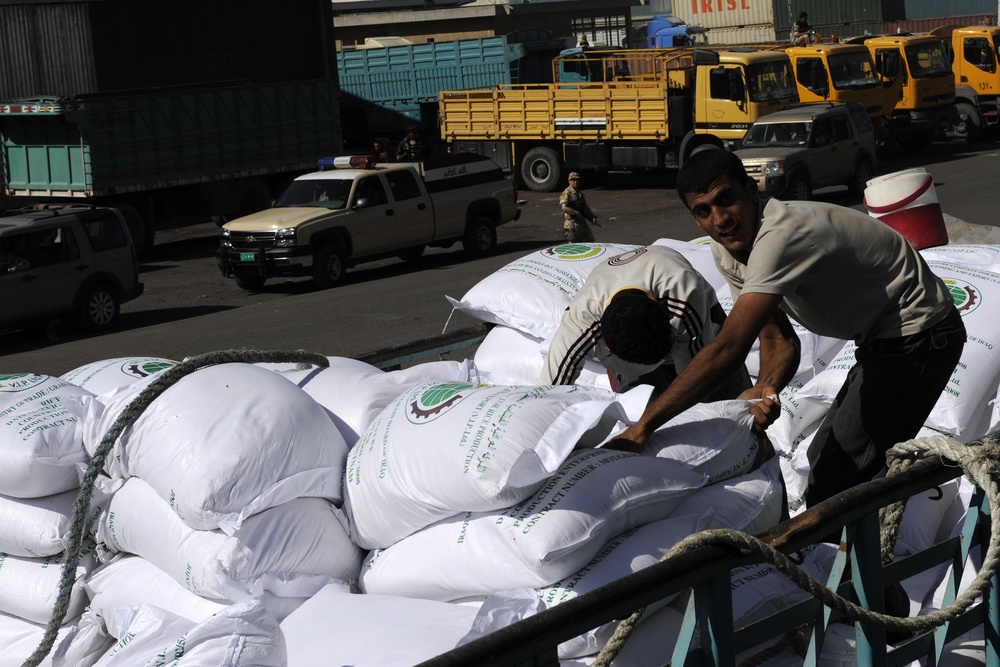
[742,121,810,147]
[904,42,952,78]
[275,180,352,209]
[747,60,798,102]
[828,52,879,89]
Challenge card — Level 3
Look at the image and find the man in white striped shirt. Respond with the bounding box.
[539,245,751,397]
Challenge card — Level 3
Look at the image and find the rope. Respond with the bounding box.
[20,349,329,667]
[594,433,1000,666]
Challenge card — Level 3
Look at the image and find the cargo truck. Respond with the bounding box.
[845,32,958,149]
[336,30,566,148]
[439,48,799,192]
[0,83,342,257]
[930,24,1000,141]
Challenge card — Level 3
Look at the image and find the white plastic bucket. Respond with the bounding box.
[863,168,948,249]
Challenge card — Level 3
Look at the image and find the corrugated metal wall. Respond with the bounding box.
[0,3,98,100]
[1,0,335,100]
[772,0,901,35]
[885,14,996,32]
[903,0,996,20]
[704,24,778,44]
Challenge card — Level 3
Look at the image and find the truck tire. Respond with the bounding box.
[848,159,873,197]
[236,275,266,291]
[313,242,348,289]
[783,173,811,201]
[519,147,562,193]
[113,202,154,259]
[952,102,983,143]
[77,283,120,331]
[463,215,497,257]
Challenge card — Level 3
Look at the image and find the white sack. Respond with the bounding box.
[85,362,347,534]
[644,400,759,484]
[0,488,95,558]
[0,611,111,667]
[0,375,96,498]
[91,599,285,667]
[471,325,613,390]
[359,448,706,601]
[59,357,176,396]
[342,381,628,550]
[446,243,642,339]
[920,244,1000,274]
[97,476,362,600]
[464,458,783,659]
[0,550,94,624]
[652,236,728,291]
[730,542,838,627]
[276,357,473,446]
[281,586,479,666]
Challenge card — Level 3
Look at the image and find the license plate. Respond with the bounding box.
[239,252,257,262]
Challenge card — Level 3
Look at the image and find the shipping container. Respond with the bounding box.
[885,14,996,33]
[702,24,777,44]
[671,0,776,31]
[903,0,996,20]
[772,0,899,40]
[775,20,886,42]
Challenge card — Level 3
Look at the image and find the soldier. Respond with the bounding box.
[396,126,424,162]
[560,172,599,242]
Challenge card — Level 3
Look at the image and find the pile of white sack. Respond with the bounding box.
[1,238,998,666]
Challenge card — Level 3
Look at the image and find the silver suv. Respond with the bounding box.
[735,102,878,200]
[0,205,143,332]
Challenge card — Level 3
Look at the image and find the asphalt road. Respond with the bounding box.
[2,137,998,377]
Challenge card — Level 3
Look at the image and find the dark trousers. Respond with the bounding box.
[805,307,966,507]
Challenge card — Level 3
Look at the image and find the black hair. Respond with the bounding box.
[675,149,752,210]
[600,291,674,364]
[799,11,808,19]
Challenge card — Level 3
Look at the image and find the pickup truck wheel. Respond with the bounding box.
[519,147,562,193]
[236,275,266,291]
[463,215,497,257]
[77,283,120,331]
[848,159,873,197]
[397,245,425,261]
[314,243,347,289]
[783,174,811,201]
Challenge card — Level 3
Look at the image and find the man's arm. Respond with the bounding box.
[540,317,596,385]
[614,291,787,449]
[750,307,801,396]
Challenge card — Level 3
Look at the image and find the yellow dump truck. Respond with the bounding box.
[438,48,799,192]
[930,24,1000,141]
[845,32,957,149]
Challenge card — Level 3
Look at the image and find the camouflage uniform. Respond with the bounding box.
[560,183,596,242]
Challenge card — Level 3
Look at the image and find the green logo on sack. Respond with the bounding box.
[943,278,980,314]
[408,382,476,422]
[0,373,46,393]
[121,360,176,379]
[543,244,606,261]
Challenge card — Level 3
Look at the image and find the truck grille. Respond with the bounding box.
[742,163,764,177]
[227,230,276,249]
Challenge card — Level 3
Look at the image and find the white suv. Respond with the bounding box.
[0,205,143,332]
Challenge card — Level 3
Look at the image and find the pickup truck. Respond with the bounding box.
[216,154,520,290]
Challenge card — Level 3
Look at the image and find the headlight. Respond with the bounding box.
[220,228,231,247]
[274,228,297,247]
[763,161,786,177]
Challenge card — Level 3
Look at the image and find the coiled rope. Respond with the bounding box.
[594,433,1000,666]
[20,349,330,667]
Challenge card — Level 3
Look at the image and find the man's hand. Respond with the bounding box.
[590,217,601,228]
[603,424,648,453]
[738,385,781,432]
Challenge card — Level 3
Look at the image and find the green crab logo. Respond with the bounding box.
[942,278,981,315]
[543,244,606,261]
[0,373,46,393]
[408,382,477,423]
[121,360,176,379]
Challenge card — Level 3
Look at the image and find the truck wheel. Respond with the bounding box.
[77,283,120,331]
[783,174,811,201]
[848,159,873,197]
[519,147,562,193]
[313,242,347,289]
[953,102,983,143]
[113,202,154,259]
[463,215,497,257]
[236,275,266,291]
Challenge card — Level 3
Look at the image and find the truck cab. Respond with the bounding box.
[930,24,1000,141]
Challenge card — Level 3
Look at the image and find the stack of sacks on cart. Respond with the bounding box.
[0,239,997,666]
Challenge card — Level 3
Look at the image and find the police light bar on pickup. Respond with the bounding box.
[317,156,377,171]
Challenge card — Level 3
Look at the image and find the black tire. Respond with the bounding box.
[313,242,347,289]
[396,245,426,261]
[848,159,874,197]
[782,173,811,201]
[953,102,983,143]
[113,202,154,259]
[236,275,266,291]
[519,147,562,193]
[77,283,120,331]
[463,215,498,257]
